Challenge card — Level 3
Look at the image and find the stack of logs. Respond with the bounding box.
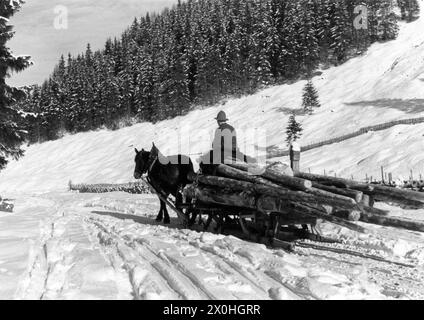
[69,181,150,194]
[184,163,424,234]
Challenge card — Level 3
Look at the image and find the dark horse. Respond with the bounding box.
[133,144,194,224]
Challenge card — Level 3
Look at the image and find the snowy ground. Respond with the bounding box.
[2,192,424,300]
[1,1,424,301]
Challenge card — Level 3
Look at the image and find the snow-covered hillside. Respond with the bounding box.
[2,2,424,193]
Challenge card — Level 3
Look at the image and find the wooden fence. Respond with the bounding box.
[271,116,424,158]
[69,181,151,194]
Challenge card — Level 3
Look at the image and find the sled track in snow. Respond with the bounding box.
[83,197,419,271]
[88,217,225,300]
[294,240,424,299]
[85,214,312,300]
[89,218,201,299]
[295,240,417,268]
[86,208,424,300]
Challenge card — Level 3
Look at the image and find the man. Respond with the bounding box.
[199,111,246,173]
[212,111,238,164]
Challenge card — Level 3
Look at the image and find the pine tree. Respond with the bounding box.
[375,0,399,41]
[286,113,303,145]
[16,0,407,144]
[297,0,320,74]
[398,0,420,22]
[408,0,420,22]
[249,1,274,87]
[328,0,352,63]
[302,79,321,114]
[0,0,32,169]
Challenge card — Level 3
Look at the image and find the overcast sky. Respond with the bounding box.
[7,0,176,87]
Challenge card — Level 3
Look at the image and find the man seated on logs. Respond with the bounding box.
[200,111,251,174]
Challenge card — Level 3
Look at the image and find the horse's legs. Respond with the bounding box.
[156,198,164,222]
[163,203,170,224]
[188,209,198,227]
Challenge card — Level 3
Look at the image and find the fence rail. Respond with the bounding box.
[270,116,424,158]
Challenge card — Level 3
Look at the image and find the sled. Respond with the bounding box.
[0,199,14,213]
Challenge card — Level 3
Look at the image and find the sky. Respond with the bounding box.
[7,0,176,87]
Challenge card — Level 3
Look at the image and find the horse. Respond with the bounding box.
[133,144,194,224]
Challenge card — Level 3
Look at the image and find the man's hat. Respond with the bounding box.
[215,111,228,122]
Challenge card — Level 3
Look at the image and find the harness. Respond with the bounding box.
[146,152,159,175]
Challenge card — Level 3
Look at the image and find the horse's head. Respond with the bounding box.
[134,148,151,179]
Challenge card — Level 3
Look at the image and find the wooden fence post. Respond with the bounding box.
[381,166,385,184]
[290,142,301,173]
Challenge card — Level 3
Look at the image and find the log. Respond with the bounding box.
[306,187,360,209]
[296,172,424,209]
[312,182,363,203]
[371,185,424,208]
[214,165,284,188]
[188,174,359,212]
[213,166,359,210]
[361,194,373,207]
[295,172,374,193]
[372,195,424,209]
[361,214,424,233]
[361,205,389,217]
[333,210,361,222]
[184,185,257,210]
[188,173,283,194]
[227,162,312,191]
[184,185,366,233]
[256,196,361,231]
[290,203,367,234]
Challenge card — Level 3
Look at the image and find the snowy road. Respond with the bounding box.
[1,192,424,300]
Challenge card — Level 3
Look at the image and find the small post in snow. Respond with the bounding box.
[381,166,385,184]
[289,141,301,173]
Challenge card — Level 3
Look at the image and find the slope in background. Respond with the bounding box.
[2,1,424,194]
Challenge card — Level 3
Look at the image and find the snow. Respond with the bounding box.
[0,193,389,300]
[1,1,424,300]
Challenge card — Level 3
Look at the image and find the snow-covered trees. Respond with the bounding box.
[398,0,420,22]
[18,0,406,144]
[302,80,321,114]
[327,0,353,63]
[0,0,31,169]
[286,113,303,145]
